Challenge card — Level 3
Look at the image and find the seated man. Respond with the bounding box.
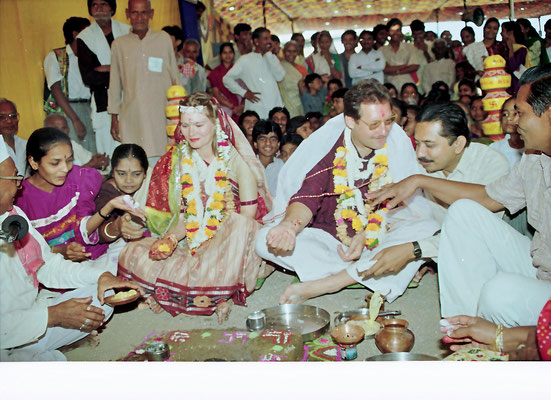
[255,80,439,304]
[369,66,551,327]
[0,136,143,361]
[407,102,509,275]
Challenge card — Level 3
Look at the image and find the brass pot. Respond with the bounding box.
[374,319,414,353]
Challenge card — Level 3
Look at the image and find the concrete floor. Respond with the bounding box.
[63,268,448,361]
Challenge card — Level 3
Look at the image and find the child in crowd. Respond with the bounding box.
[324,78,343,114]
[403,104,420,140]
[269,106,290,134]
[457,78,478,103]
[330,88,348,116]
[287,116,314,139]
[470,96,487,138]
[384,82,398,98]
[279,134,303,163]
[300,73,327,114]
[391,97,408,128]
[305,111,322,131]
[238,110,260,148]
[252,120,284,196]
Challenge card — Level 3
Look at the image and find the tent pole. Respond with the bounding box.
[509,0,515,21]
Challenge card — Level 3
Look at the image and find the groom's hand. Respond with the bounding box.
[266,221,297,255]
[338,230,365,262]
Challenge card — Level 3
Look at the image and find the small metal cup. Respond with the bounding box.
[246,311,266,331]
[144,341,170,361]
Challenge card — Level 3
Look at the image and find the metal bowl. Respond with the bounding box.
[260,304,330,342]
[365,352,439,361]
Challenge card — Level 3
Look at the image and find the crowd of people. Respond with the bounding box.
[1,0,550,362]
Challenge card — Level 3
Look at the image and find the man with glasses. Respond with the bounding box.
[0,135,143,361]
[255,79,439,304]
[0,99,28,176]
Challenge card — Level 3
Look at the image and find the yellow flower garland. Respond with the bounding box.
[333,140,392,251]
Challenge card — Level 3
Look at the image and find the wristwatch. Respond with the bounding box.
[412,241,422,260]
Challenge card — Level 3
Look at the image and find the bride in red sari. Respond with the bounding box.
[118,93,272,323]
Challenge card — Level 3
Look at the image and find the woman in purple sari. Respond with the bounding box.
[15,128,144,275]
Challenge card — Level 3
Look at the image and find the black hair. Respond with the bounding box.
[423,88,451,106]
[386,18,402,31]
[280,133,303,149]
[63,17,90,45]
[327,78,343,89]
[110,144,148,174]
[410,19,425,33]
[238,110,260,127]
[545,19,551,32]
[485,17,500,30]
[233,23,252,36]
[519,64,551,86]
[305,73,322,88]
[400,82,419,97]
[291,32,304,41]
[252,27,270,41]
[502,21,526,46]
[341,30,358,40]
[26,127,72,169]
[269,107,290,121]
[332,88,348,99]
[195,1,206,12]
[305,111,323,121]
[432,81,450,93]
[417,103,471,145]
[360,30,375,40]
[424,31,437,39]
[87,0,116,16]
[373,24,387,37]
[517,18,540,39]
[344,79,391,120]
[252,119,282,143]
[460,26,475,40]
[384,82,398,95]
[219,42,234,55]
[391,98,407,119]
[455,61,477,81]
[271,34,280,44]
[525,74,551,117]
[162,25,184,52]
[286,116,309,135]
[458,79,477,93]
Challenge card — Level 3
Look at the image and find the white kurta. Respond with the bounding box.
[223,52,285,118]
[348,49,386,84]
[255,117,440,302]
[381,42,419,92]
[0,207,112,361]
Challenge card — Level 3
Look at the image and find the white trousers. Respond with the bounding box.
[256,216,434,303]
[438,199,551,327]
[0,285,114,361]
[91,98,118,158]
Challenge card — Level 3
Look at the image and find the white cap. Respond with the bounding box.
[0,135,9,164]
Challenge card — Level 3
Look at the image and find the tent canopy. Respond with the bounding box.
[213,0,551,35]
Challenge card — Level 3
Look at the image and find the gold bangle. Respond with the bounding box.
[103,221,119,240]
[494,324,504,353]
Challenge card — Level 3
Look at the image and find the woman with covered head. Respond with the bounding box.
[118,93,273,323]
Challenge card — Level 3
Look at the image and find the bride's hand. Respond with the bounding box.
[149,235,178,260]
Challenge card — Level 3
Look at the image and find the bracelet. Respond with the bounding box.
[103,221,119,240]
[495,324,504,353]
[98,208,111,219]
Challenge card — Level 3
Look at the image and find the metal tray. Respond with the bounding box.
[334,309,401,326]
[260,304,330,342]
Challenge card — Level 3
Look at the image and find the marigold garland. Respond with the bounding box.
[179,115,234,255]
[333,128,393,251]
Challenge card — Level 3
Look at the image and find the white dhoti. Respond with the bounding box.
[91,98,118,158]
[257,202,438,303]
[438,199,551,327]
[0,285,114,361]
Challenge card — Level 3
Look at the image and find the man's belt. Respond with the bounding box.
[68,98,90,103]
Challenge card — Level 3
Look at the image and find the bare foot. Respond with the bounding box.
[138,296,164,314]
[279,283,313,304]
[215,300,233,324]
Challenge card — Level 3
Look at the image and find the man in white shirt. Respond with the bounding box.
[0,99,27,177]
[44,17,96,153]
[420,39,456,95]
[223,27,285,119]
[0,135,144,361]
[381,18,419,93]
[77,0,130,157]
[348,30,386,84]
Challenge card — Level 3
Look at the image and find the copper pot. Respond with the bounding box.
[374,319,414,353]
